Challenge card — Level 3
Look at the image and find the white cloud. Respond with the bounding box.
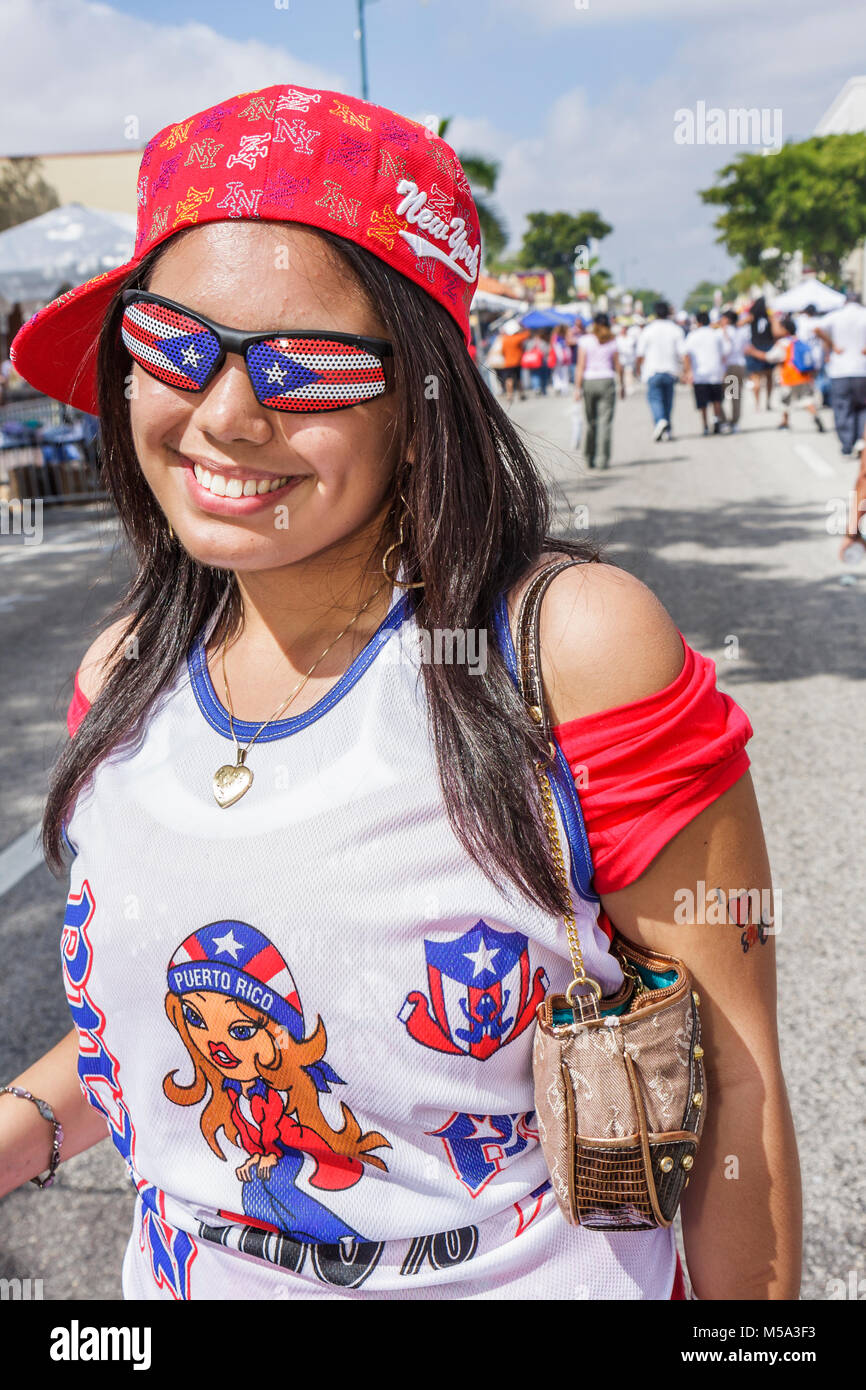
[0,0,345,155]
[447,3,866,300]
[3,0,864,302]
[494,0,846,29]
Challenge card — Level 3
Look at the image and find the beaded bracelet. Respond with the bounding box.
[0,1085,64,1188]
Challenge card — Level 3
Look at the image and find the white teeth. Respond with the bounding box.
[192,461,294,499]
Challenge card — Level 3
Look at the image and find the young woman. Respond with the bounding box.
[1,85,801,1301]
[574,312,625,468]
[521,330,551,397]
[743,295,783,412]
[548,327,572,396]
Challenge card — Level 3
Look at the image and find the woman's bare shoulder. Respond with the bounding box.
[506,555,686,724]
[76,616,136,704]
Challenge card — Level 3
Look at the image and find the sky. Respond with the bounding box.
[3,0,866,302]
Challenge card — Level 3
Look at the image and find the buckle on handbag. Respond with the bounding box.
[565,974,603,1006]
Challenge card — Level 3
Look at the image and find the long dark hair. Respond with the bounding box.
[42,226,601,917]
[592,312,613,345]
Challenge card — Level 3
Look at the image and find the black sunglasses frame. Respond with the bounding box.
[120,289,395,408]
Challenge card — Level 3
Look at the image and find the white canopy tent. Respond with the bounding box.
[0,203,136,315]
[471,288,527,314]
[771,277,846,314]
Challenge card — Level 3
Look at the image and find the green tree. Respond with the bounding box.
[684,279,724,313]
[437,117,507,263]
[626,286,665,310]
[514,210,614,301]
[0,157,60,233]
[700,134,866,285]
[588,256,613,299]
[722,266,767,300]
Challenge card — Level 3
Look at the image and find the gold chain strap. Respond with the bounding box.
[532,747,602,1004]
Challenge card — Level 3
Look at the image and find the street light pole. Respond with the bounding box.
[356,0,371,101]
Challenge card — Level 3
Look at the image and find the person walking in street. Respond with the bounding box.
[635,300,686,442]
[499,321,530,406]
[749,315,824,433]
[615,319,637,394]
[574,312,624,469]
[483,328,507,397]
[565,315,587,386]
[521,330,551,397]
[812,291,866,457]
[548,326,572,396]
[743,296,781,411]
[683,310,727,435]
[720,309,749,432]
[799,305,831,410]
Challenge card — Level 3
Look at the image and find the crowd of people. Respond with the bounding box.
[481,290,866,561]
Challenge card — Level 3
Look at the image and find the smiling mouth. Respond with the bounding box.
[209,1040,240,1068]
[190,461,302,498]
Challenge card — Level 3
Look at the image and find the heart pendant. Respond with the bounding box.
[213,761,254,808]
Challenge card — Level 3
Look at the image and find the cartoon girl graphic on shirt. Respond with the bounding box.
[162,921,390,1244]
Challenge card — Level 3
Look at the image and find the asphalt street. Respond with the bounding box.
[0,379,862,1300]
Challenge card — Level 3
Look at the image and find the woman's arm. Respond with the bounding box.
[612,349,625,397]
[0,617,137,1198]
[0,1029,109,1198]
[537,561,802,1301]
[600,777,800,1300]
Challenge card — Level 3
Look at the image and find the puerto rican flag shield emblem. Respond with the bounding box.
[398,921,548,1060]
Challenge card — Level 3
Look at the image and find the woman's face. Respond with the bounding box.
[129,222,400,572]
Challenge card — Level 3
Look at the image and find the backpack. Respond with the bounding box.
[791,338,815,374]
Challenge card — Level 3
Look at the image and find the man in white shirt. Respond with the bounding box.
[719,309,750,431]
[635,301,686,441]
[813,293,866,455]
[682,310,727,435]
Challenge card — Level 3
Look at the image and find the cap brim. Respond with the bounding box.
[10,262,131,415]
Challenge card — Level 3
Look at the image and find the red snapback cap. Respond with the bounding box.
[10,84,482,414]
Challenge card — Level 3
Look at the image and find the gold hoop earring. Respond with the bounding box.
[381,499,424,589]
[167,521,175,542]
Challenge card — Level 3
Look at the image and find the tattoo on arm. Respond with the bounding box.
[714,888,772,954]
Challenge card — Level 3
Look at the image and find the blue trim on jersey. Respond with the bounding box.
[491,590,598,903]
[60,819,79,859]
[187,591,413,742]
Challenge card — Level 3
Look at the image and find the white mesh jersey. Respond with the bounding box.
[60,580,677,1300]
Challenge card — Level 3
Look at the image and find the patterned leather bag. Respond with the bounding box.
[515,558,707,1230]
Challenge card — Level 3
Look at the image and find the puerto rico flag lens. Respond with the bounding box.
[122,301,387,412]
[121,301,222,391]
[245,337,386,412]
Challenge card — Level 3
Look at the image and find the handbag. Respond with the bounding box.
[521,347,544,369]
[486,337,506,370]
[514,558,707,1231]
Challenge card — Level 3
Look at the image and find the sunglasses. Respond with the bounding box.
[120,290,394,413]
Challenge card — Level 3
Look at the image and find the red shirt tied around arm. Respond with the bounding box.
[65,629,752,898]
[551,630,753,895]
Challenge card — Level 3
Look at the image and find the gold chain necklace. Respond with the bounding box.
[212,580,389,808]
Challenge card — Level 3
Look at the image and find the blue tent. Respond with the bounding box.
[520,308,576,329]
